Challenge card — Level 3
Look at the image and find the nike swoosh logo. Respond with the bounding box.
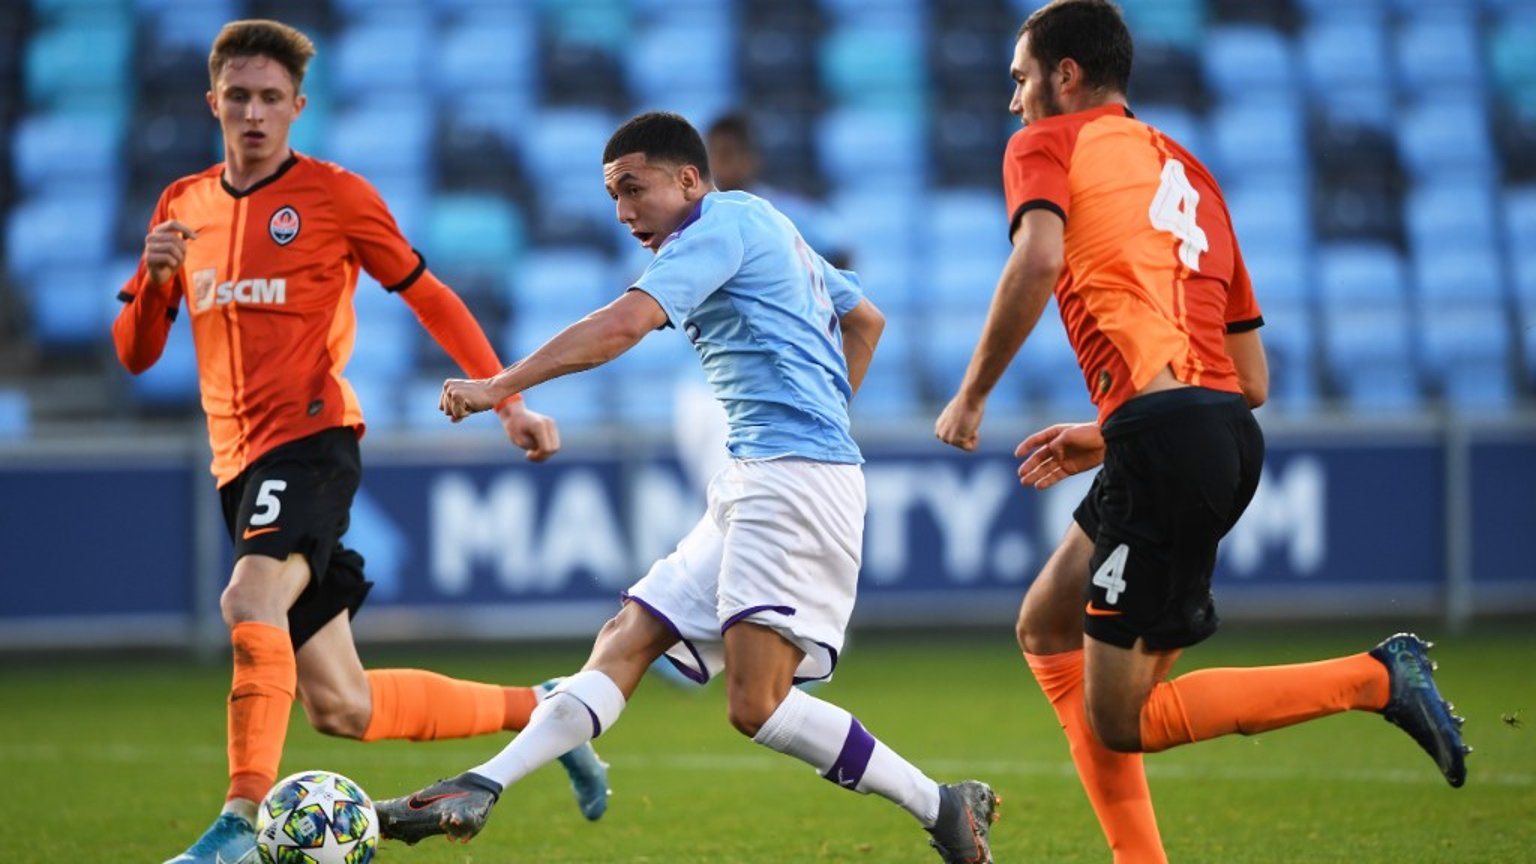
[408,792,469,810]
[1084,602,1122,617]
[242,526,280,540]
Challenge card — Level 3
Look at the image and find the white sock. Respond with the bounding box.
[471,670,626,788]
[751,687,941,826]
[222,798,257,823]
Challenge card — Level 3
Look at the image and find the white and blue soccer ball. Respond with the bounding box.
[255,770,379,864]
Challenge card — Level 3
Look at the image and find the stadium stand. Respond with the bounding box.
[2,0,1534,433]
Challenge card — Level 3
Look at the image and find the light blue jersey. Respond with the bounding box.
[631,190,865,464]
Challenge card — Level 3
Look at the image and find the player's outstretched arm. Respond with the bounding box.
[838,297,884,398]
[935,209,1064,452]
[1014,422,1104,490]
[1225,329,1269,408]
[113,219,196,373]
[441,290,668,422]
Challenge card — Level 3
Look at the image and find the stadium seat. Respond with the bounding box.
[1411,245,1504,303]
[1241,246,1312,303]
[23,262,117,348]
[1489,13,1536,114]
[324,101,433,179]
[928,248,1007,314]
[628,23,736,115]
[425,193,524,270]
[1300,21,1391,100]
[1119,0,1205,50]
[1398,100,1497,182]
[1252,298,1321,412]
[1503,186,1536,259]
[126,317,201,409]
[1416,302,1516,410]
[1210,98,1307,179]
[1316,243,1421,411]
[139,0,241,52]
[1226,179,1311,254]
[817,109,927,191]
[928,189,1008,269]
[11,109,120,193]
[1404,182,1500,256]
[1013,303,1090,414]
[1394,13,1485,94]
[849,314,919,423]
[925,311,1025,415]
[332,21,429,97]
[500,315,612,429]
[23,23,132,107]
[1203,25,1296,102]
[1134,104,1209,164]
[1129,44,1207,112]
[821,24,926,111]
[1292,0,1389,20]
[508,248,618,317]
[347,374,404,431]
[5,189,117,280]
[435,17,538,97]
[348,311,417,380]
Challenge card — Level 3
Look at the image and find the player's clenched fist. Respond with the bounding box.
[440,377,502,422]
[143,220,198,286]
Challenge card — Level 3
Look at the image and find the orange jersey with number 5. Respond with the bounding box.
[1003,104,1263,423]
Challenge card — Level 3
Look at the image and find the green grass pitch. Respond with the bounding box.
[2,623,1532,862]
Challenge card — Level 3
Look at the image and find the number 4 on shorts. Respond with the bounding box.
[1092,543,1130,605]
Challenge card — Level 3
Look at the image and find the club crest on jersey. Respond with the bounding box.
[268,206,300,245]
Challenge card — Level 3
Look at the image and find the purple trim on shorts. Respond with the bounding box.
[719,604,797,634]
[821,716,875,790]
[582,702,601,738]
[792,641,840,686]
[620,591,711,684]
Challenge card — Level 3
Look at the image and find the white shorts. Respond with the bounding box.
[625,457,865,684]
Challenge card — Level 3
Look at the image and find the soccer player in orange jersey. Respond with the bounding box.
[934,2,1469,860]
[112,20,608,864]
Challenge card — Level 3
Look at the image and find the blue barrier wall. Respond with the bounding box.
[1,423,1531,649]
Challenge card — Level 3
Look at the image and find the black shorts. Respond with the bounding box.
[1073,388,1264,651]
[218,427,373,650]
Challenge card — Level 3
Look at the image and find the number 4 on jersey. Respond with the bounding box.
[1148,158,1209,271]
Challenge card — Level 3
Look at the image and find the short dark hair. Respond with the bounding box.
[1018,0,1133,94]
[209,19,316,91]
[603,112,711,180]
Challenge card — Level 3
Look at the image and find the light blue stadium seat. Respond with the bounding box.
[844,248,917,312]
[818,109,927,192]
[611,369,679,427]
[1120,0,1204,50]
[1203,26,1296,102]
[1416,302,1515,410]
[1397,100,1496,182]
[324,100,433,178]
[331,0,431,25]
[11,110,120,193]
[140,0,240,51]
[436,18,537,97]
[1013,302,1090,415]
[0,390,30,440]
[928,190,1009,312]
[1226,179,1311,256]
[1513,251,1536,385]
[5,190,117,279]
[509,248,616,317]
[362,172,430,242]
[23,23,132,106]
[1395,13,1484,93]
[821,25,926,111]
[1293,0,1389,20]
[25,262,115,347]
[1404,182,1499,253]
[1490,14,1536,112]
[524,108,618,179]
[128,318,200,406]
[1412,245,1505,302]
[347,375,404,431]
[1316,243,1420,410]
[501,314,611,428]
[1503,187,1536,259]
[1210,98,1306,179]
[926,312,1025,415]
[1241,245,1312,303]
[351,273,413,326]
[333,21,429,97]
[628,23,735,112]
[348,312,416,380]
[426,193,524,270]
[1253,298,1320,412]
[542,0,631,53]
[832,187,919,285]
[1301,21,1391,95]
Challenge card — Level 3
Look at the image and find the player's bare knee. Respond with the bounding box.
[726,690,779,738]
[1085,702,1144,753]
[302,691,370,739]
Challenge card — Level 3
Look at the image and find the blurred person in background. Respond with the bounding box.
[112,19,606,864]
[934,2,1470,861]
[376,111,999,864]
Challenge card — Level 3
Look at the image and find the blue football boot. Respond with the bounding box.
[541,678,612,820]
[1370,632,1471,787]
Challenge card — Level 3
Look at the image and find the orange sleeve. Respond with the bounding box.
[112,188,184,374]
[396,271,506,379]
[335,169,429,290]
[1224,235,1264,332]
[1003,125,1073,240]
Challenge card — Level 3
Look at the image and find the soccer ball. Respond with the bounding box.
[255,770,379,864]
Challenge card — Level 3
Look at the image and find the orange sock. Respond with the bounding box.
[362,670,532,741]
[1028,650,1167,864]
[1140,653,1389,753]
[227,621,296,804]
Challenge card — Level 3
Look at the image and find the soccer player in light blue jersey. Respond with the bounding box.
[375,112,999,863]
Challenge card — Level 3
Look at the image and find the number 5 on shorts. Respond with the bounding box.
[1092,543,1130,605]
[250,479,288,526]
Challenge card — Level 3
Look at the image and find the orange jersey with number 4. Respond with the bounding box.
[1003,104,1263,423]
